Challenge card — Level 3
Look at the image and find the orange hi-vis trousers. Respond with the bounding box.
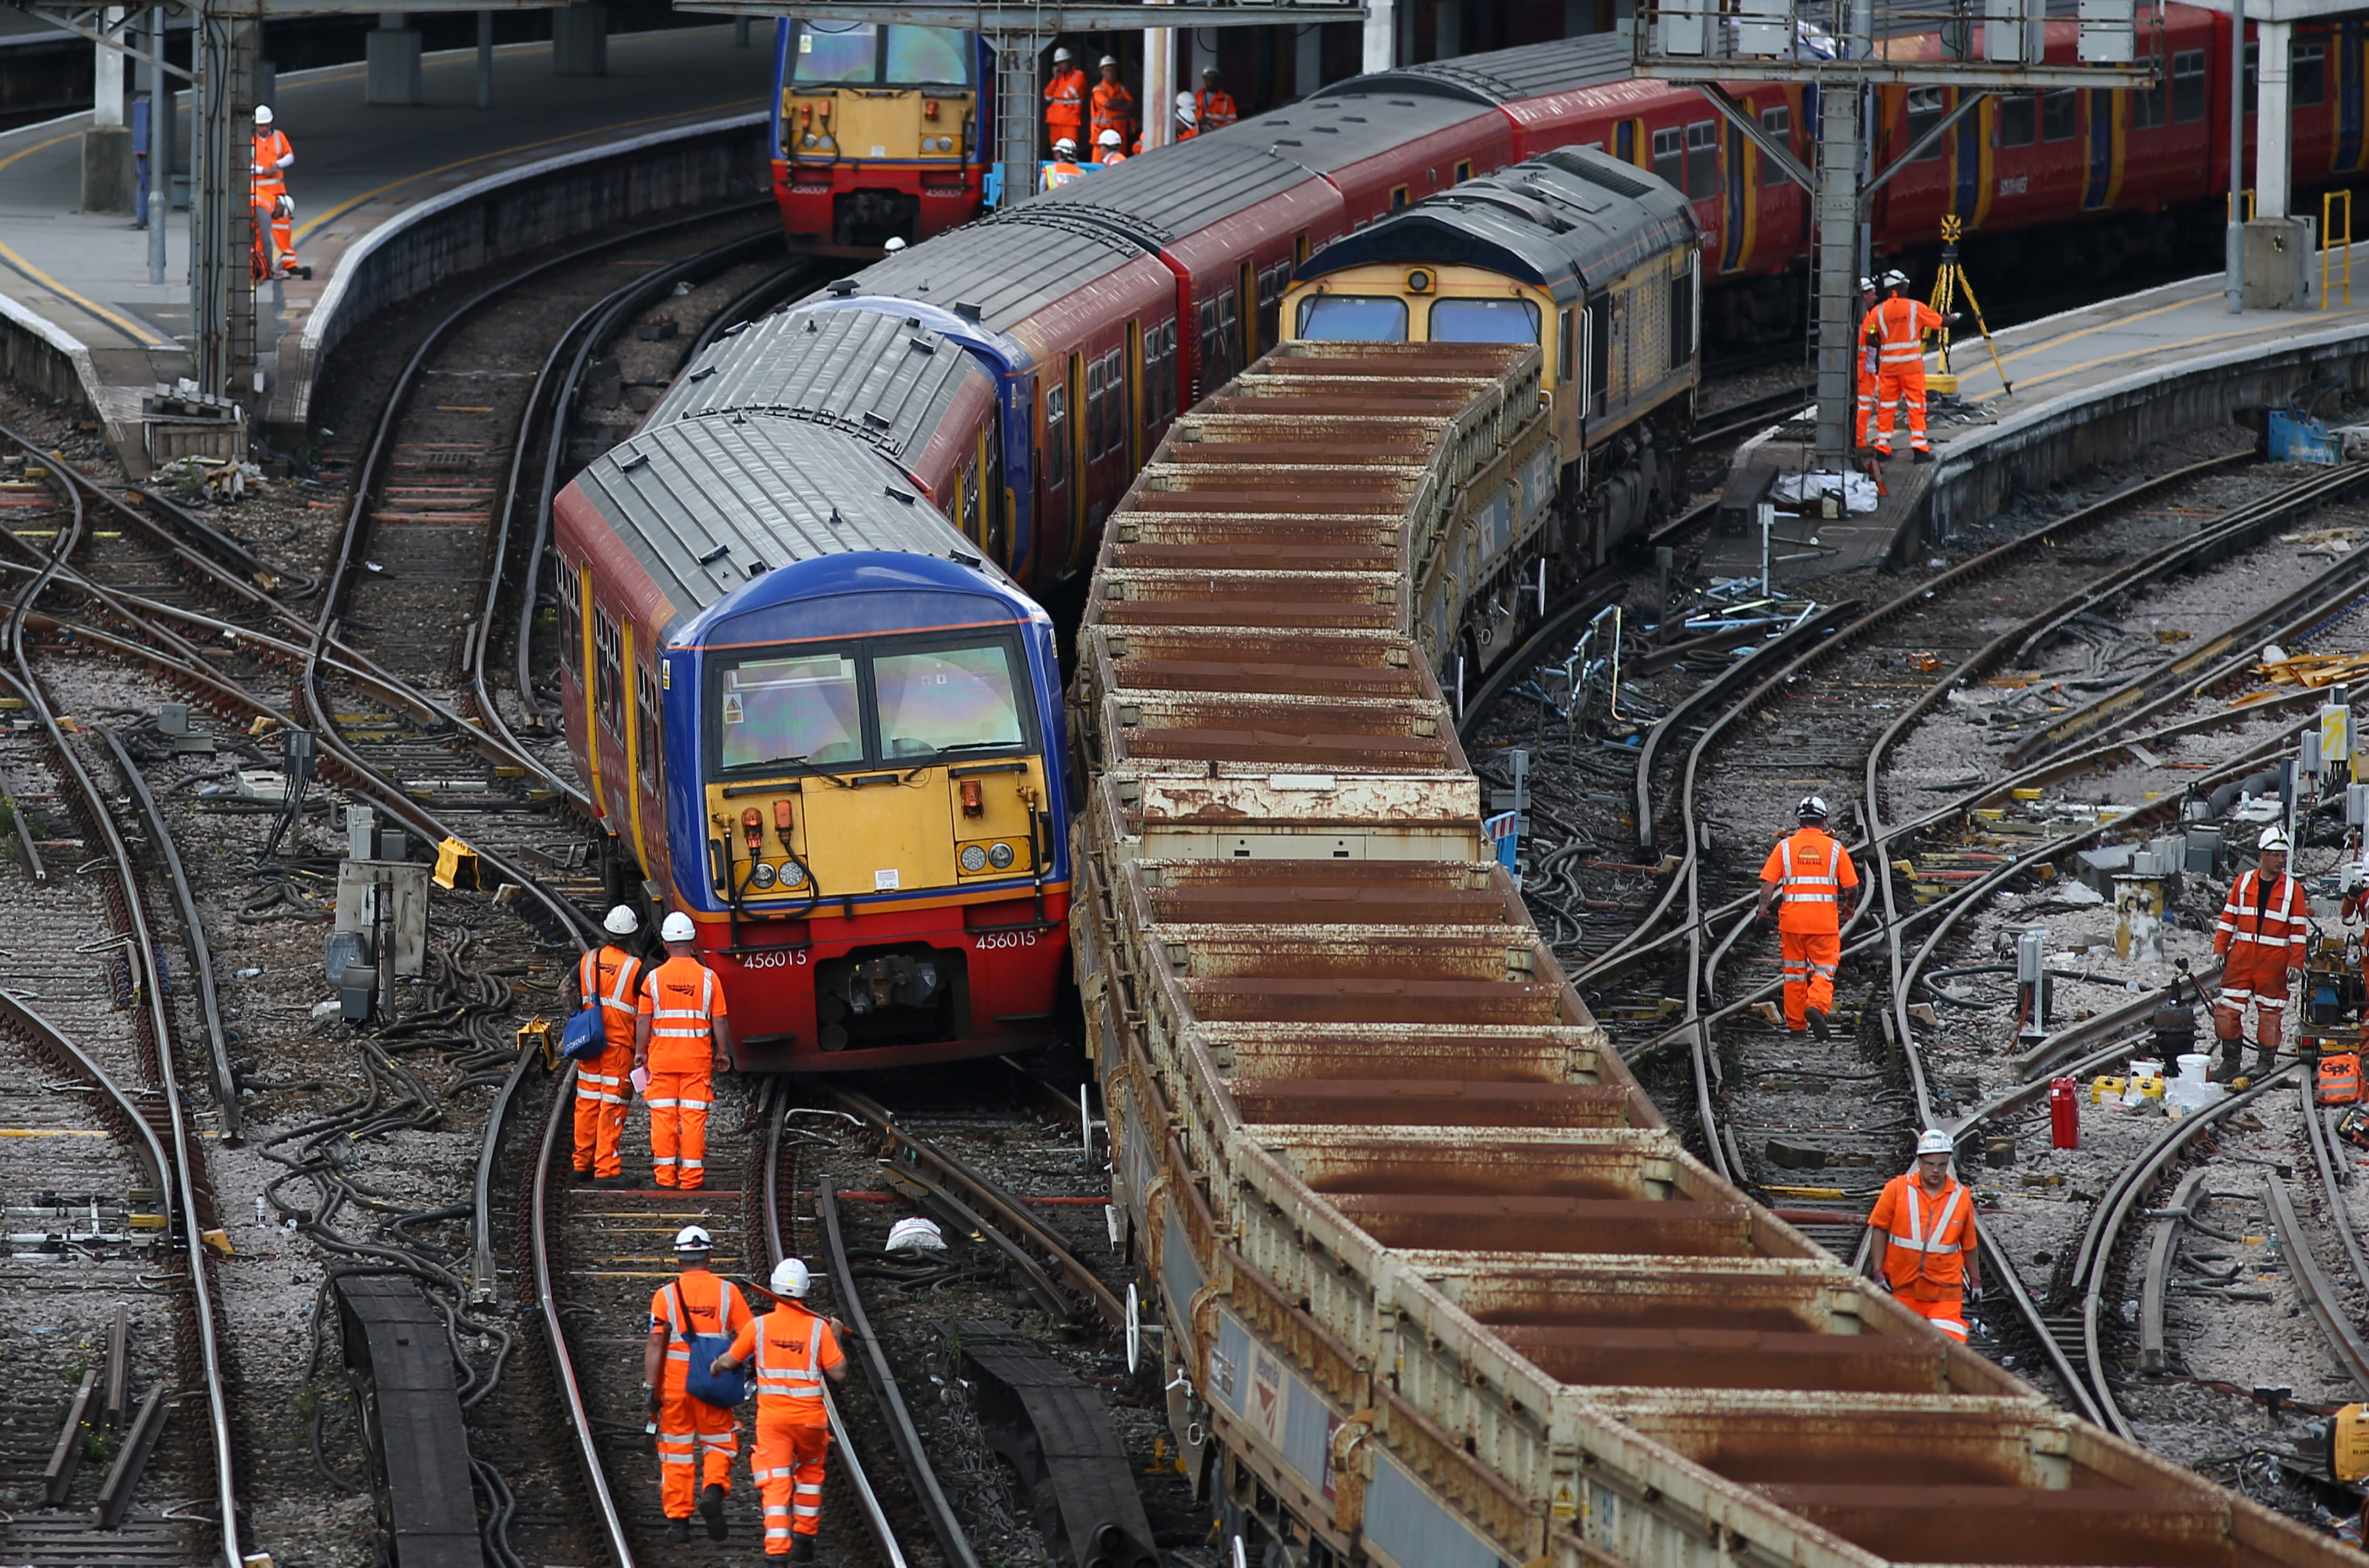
[753,1408,831,1550]
[572,1043,632,1178]
[1779,928,1840,1031]
[644,1069,712,1189]
[657,1382,738,1517]
[1874,363,1931,455]
[1895,1289,1968,1343]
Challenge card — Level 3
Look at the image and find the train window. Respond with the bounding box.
[1430,298,1539,344]
[1999,93,2036,146]
[2295,43,2326,107]
[1296,296,1408,341]
[874,642,1025,759]
[883,26,970,85]
[1760,106,1791,185]
[791,22,878,81]
[2171,50,2206,122]
[1390,185,1411,210]
[1684,121,1718,197]
[556,562,581,677]
[717,652,862,770]
[1103,350,1126,448]
[1144,319,1177,427]
[1651,127,1683,190]
[593,607,623,735]
[1205,289,1239,380]
[1587,295,1610,416]
[2242,42,2258,114]
[2131,72,2167,129]
[1558,307,1576,389]
[635,662,661,788]
[1455,160,1473,183]
[1669,271,1695,373]
[1257,265,1291,351]
[1906,89,1945,159]
[2041,89,2077,141]
[791,21,972,86]
[1085,357,1107,459]
[1044,382,1068,489]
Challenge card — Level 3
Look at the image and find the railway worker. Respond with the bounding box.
[1090,56,1136,159]
[1753,794,1859,1041]
[1044,47,1086,158]
[250,104,296,279]
[1195,66,1238,133]
[1042,138,1088,191]
[1867,1129,1980,1343]
[1862,269,1956,464]
[1855,276,1880,452]
[644,1224,755,1542]
[709,1257,849,1562]
[2213,826,2311,1081]
[634,910,732,1192]
[570,905,645,1187]
[1096,128,1128,166]
[1172,91,1199,141]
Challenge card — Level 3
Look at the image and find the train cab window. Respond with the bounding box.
[2295,43,2326,107]
[2041,89,2077,141]
[1296,295,1409,340]
[593,607,623,734]
[717,652,862,770]
[1760,105,1792,184]
[1669,271,1695,372]
[1684,121,1718,197]
[1558,307,1576,388]
[1043,382,1068,489]
[1430,298,1539,344]
[883,26,970,83]
[1999,92,2036,146]
[556,562,581,677]
[2171,50,2207,122]
[1455,160,1473,183]
[791,21,973,85]
[1587,294,1610,415]
[635,662,662,788]
[1390,185,1411,210]
[1906,88,1946,158]
[1651,127,1683,190]
[874,642,1025,759]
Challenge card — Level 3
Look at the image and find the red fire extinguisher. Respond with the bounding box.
[2049,1076,2080,1150]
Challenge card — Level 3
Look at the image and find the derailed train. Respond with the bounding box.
[1069,338,2355,1568]
[553,45,1706,1070]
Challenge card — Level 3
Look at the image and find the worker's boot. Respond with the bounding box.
[1912,447,1934,465]
[664,1519,690,1544]
[790,1536,817,1562]
[2215,1038,2244,1083]
[2255,1044,2280,1081]
[1806,1006,1831,1043]
[700,1483,727,1540]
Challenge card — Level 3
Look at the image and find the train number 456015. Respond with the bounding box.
[740,947,812,969]
[973,929,1041,951]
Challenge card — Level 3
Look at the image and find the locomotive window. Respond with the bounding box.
[2041,89,2077,141]
[1651,127,1683,190]
[791,22,878,82]
[1684,120,1717,197]
[1905,89,1945,159]
[1587,294,1610,416]
[1296,295,1408,341]
[717,652,862,770]
[1558,307,1576,388]
[874,642,1025,759]
[883,26,970,85]
[2295,44,2325,108]
[1430,298,1539,344]
[1669,270,1695,372]
[1999,92,2035,146]
[636,661,662,788]
[1760,106,1790,185]
[2172,52,2207,123]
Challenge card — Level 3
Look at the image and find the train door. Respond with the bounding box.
[1067,352,1086,572]
[1126,319,1145,470]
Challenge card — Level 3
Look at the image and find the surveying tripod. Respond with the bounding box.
[1927,216,2014,397]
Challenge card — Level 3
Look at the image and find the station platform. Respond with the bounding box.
[0,23,772,464]
[1708,264,2369,580]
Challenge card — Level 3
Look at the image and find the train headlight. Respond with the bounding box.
[960,844,990,874]
[781,860,807,887]
[801,133,818,148]
[750,861,778,890]
[987,842,1015,870]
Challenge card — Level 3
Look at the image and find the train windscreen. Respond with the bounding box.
[713,635,1027,772]
[1430,297,1540,344]
[790,21,972,87]
[1295,296,1408,341]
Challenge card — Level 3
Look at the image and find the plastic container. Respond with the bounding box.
[2091,1075,2129,1104]
[2176,1053,2213,1084]
[2049,1077,2081,1149]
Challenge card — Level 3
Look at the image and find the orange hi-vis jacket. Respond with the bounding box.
[1870,1170,1976,1297]
[1759,826,1859,934]
[1090,79,1136,147]
[732,1303,845,1422]
[1195,88,1237,131]
[638,954,728,1072]
[252,128,292,201]
[2215,868,2309,967]
[650,1269,753,1385]
[1044,67,1086,139]
[578,943,644,1051]
[1862,296,1943,374]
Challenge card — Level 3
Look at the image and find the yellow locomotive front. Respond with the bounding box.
[777,20,980,247]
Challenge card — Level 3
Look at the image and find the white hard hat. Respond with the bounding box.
[1053,137,1078,156]
[661,911,696,942]
[1858,275,1875,292]
[253,104,273,126]
[883,236,906,252]
[1883,269,1911,289]
[770,1257,812,1298]
[1915,1129,1953,1157]
[604,905,639,936]
[673,1224,714,1254]
[1797,794,1830,820]
[1099,54,1117,68]
[1053,45,1072,62]
[1098,129,1122,147]
[1202,65,1221,78]
[1176,91,1197,111]
[2259,826,2293,853]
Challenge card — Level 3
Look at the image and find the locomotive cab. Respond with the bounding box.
[776,19,982,247]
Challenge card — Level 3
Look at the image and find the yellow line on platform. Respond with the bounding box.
[0,131,170,347]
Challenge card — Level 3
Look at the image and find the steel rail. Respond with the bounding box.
[823,1083,1128,1327]
[2261,1170,2369,1390]
[96,724,244,1143]
[0,464,244,1565]
[757,1094,910,1568]
[816,1177,985,1568]
[2298,1077,2369,1293]
[2138,1167,2209,1376]
[1687,383,1813,448]
[0,990,174,1228]
[1976,1228,2108,1427]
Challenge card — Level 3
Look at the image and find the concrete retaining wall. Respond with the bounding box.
[0,287,99,413]
[271,110,766,434]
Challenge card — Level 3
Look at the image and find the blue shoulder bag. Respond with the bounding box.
[559,1006,605,1061]
[676,1282,751,1408]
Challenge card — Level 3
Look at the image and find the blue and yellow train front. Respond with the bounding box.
[771,19,989,247]
[663,552,1071,1072]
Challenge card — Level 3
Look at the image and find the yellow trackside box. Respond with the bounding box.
[2328,1404,2369,1481]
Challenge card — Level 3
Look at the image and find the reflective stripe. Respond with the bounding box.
[1777,833,1842,903]
[645,1098,681,1108]
[1890,1182,1967,1255]
[755,1306,829,1401]
[581,947,643,1016]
